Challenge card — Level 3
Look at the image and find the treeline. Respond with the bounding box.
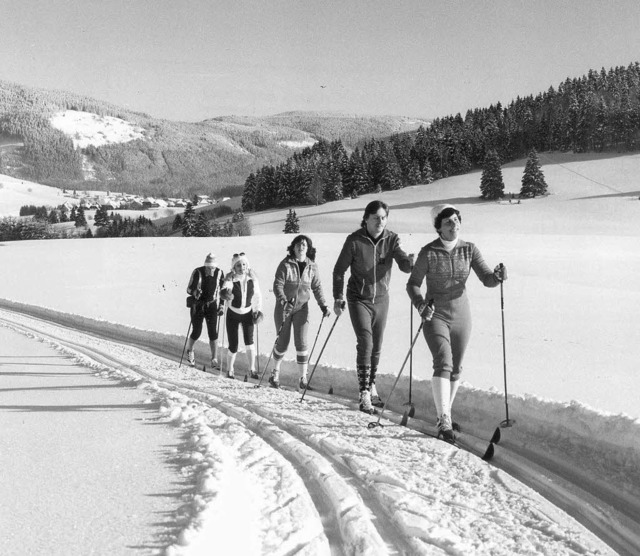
[172,203,250,237]
[243,62,640,211]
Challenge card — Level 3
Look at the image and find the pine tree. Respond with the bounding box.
[283,209,300,234]
[520,149,548,198]
[94,205,109,227]
[480,150,505,200]
[181,202,197,237]
[74,205,87,227]
[194,213,210,237]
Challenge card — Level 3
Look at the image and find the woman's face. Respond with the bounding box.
[365,208,388,238]
[293,240,308,261]
[234,260,247,274]
[438,213,460,241]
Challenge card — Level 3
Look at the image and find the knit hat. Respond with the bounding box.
[231,252,249,269]
[430,204,457,228]
[204,253,216,267]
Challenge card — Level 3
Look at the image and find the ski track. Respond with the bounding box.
[0,309,618,556]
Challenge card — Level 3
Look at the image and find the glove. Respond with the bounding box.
[333,299,346,316]
[220,289,233,302]
[194,290,202,300]
[252,310,264,324]
[217,306,225,316]
[282,299,295,316]
[417,299,435,321]
[494,264,508,282]
[320,305,332,318]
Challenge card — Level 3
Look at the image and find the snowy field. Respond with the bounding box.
[1,151,639,554]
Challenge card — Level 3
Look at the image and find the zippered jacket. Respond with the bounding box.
[222,269,262,315]
[273,256,327,312]
[187,266,224,305]
[333,227,412,302]
[406,238,499,307]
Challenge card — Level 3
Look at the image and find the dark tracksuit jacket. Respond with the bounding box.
[333,227,412,368]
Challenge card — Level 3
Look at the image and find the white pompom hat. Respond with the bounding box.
[430,204,458,229]
[204,253,216,267]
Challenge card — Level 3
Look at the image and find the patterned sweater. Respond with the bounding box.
[406,238,499,308]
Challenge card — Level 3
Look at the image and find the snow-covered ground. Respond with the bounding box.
[1,151,639,554]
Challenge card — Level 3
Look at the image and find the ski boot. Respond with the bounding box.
[268,371,280,389]
[370,384,384,407]
[299,376,312,391]
[359,390,377,415]
[436,414,456,443]
[187,350,195,367]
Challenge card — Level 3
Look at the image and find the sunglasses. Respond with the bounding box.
[233,252,245,258]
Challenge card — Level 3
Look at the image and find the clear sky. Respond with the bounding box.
[2,0,640,122]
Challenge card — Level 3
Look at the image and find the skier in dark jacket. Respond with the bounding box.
[185,252,225,368]
[333,200,413,414]
[270,235,331,389]
[406,204,507,441]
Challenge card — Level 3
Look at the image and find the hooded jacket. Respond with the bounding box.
[333,227,412,302]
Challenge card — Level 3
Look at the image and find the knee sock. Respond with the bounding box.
[431,376,451,417]
[245,345,255,372]
[357,365,371,392]
[450,379,461,408]
[227,351,237,374]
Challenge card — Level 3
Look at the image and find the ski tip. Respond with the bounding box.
[482,443,495,461]
[243,374,248,382]
[490,427,502,445]
[202,365,206,373]
[328,385,334,395]
[400,411,409,427]
[408,405,416,418]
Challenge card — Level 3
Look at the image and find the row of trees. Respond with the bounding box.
[173,203,251,237]
[243,62,640,212]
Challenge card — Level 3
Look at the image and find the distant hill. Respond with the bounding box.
[0,80,429,199]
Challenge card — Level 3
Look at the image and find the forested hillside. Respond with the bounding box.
[242,62,640,211]
[0,81,425,198]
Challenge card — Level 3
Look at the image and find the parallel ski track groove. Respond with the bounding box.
[0,313,411,555]
[2,305,639,555]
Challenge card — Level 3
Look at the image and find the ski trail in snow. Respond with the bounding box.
[0,309,618,555]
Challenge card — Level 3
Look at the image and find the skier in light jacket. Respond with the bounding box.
[406,204,507,441]
[333,200,413,414]
[269,235,331,389]
[220,252,262,379]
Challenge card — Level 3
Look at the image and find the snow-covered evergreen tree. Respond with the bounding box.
[480,150,505,200]
[181,203,197,237]
[520,149,548,198]
[283,209,300,234]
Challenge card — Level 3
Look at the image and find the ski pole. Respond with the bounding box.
[220,305,227,375]
[403,300,416,417]
[368,299,433,429]
[300,308,343,402]
[307,313,326,364]
[255,298,295,388]
[368,320,425,428]
[498,265,515,428]
[179,320,192,368]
